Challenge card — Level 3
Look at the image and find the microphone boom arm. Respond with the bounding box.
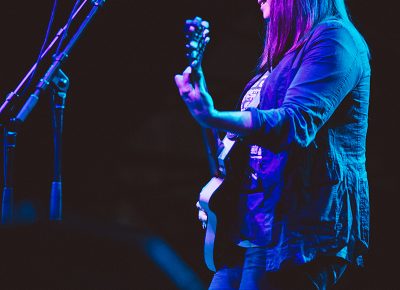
[16,0,106,124]
[0,0,89,122]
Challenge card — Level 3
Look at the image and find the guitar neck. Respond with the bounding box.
[201,127,220,177]
[185,17,215,175]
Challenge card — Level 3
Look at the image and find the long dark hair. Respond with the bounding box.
[258,0,353,72]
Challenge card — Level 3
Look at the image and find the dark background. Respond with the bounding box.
[0,0,397,289]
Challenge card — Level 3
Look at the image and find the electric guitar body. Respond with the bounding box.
[198,135,247,272]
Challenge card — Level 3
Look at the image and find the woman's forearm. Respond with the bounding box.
[206,109,254,136]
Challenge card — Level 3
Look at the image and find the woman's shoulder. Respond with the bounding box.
[313,17,366,40]
[308,17,368,51]
[312,18,353,37]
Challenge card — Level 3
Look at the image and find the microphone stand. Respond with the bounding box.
[1,0,106,223]
[1,121,17,224]
[49,70,69,221]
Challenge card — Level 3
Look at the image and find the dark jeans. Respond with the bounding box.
[209,247,347,290]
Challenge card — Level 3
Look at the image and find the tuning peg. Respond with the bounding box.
[191,60,199,68]
[188,40,198,49]
[201,20,210,29]
[190,50,199,59]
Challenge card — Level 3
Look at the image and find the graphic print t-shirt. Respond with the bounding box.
[240,71,269,192]
[238,71,277,247]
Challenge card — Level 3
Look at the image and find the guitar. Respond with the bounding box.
[184,17,245,272]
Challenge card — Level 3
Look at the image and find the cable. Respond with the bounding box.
[55,0,82,55]
[20,0,59,97]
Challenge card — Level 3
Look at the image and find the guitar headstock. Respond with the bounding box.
[184,16,210,68]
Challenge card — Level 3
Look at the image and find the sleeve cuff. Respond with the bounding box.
[245,107,263,130]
